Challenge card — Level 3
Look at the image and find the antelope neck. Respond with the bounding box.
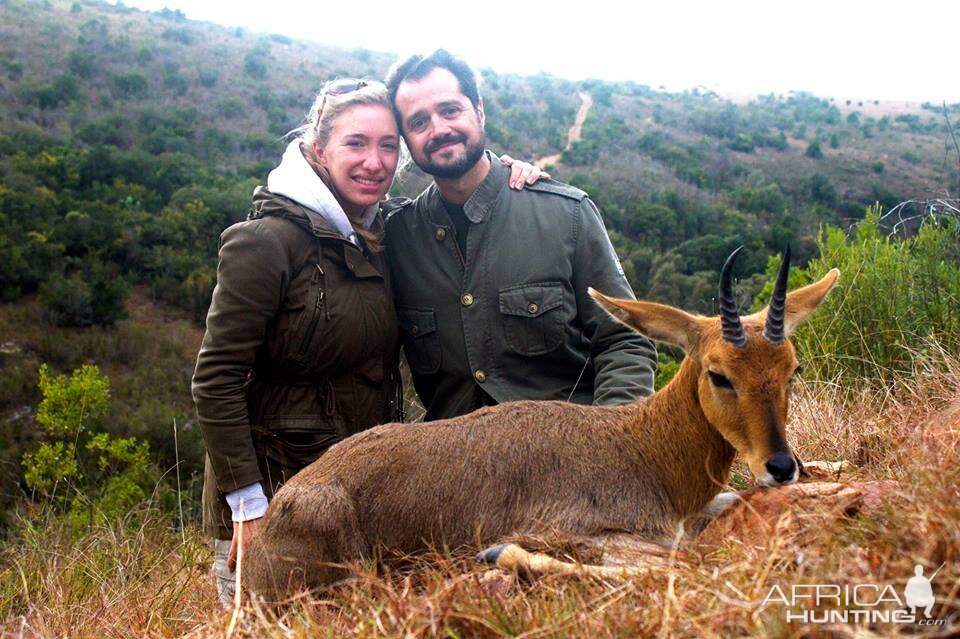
[636,356,736,517]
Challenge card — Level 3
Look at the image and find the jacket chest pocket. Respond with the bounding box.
[499,282,565,356]
[397,307,441,375]
[288,264,329,367]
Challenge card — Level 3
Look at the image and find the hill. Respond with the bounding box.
[1,1,959,635]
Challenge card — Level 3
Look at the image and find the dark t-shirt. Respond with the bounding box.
[441,196,470,258]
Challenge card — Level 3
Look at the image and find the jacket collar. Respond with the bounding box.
[425,150,506,225]
[252,186,383,246]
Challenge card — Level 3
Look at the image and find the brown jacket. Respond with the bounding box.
[193,186,401,539]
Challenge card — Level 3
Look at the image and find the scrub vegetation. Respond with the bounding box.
[1,0,958,636]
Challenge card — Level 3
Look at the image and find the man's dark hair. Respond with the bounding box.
[385,49,480,123]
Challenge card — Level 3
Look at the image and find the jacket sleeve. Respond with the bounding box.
[572,197,657,404]
[191,220,288,494]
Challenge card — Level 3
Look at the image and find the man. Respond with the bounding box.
[383,50,657,420]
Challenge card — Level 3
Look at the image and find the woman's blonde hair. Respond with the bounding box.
[295,79,407,252]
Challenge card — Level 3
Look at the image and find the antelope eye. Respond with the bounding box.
[708,371,733,389]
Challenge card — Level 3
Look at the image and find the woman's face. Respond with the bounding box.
[316,104,400,216]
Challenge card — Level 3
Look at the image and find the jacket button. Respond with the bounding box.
[527,302,539,314]
[411,325,419,336]
[474,370,486,383]
[461,293,474,306]
[435,228,446,241]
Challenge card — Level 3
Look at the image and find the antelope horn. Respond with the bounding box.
[763,245,791,345]
[719,246,747,348]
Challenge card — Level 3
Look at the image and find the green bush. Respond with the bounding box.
[67,50,96,78]
[756,207,960,386]
[39,263,128,327]
[21,75,79,108]
[728,133,755,153]
[111,72,148,99]
[197,68,219,87]
[21,364,160,533]
[243,51,268,79]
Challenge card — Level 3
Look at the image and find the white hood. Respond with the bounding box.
[267,139,378,245]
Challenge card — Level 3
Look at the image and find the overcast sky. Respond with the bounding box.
[116,0,959,103]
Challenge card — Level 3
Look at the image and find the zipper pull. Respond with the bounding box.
[314,265,330,320]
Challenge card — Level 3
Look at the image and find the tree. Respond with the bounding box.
[244,51,268,79]
[111,72,148,99]
[22,365,157,531]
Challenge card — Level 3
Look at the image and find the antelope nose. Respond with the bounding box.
[766,453,797,484]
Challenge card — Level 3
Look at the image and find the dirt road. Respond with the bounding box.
[535,91,593,169]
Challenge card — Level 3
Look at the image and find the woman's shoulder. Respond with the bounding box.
[219,214,309,271]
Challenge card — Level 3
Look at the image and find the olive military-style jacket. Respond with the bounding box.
[384,152,657,421]
[192,187,401,539]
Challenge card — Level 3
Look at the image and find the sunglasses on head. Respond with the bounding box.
[326,78,368,96]
[319,79,369,114]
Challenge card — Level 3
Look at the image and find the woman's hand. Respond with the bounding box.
[500,154,551,189]
[228,516,264,572]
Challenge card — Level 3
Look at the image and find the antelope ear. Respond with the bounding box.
[782,268,840,336]
[745,269,840,337]
[589,288,700,352]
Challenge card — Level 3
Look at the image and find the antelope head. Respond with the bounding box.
[590,247,839,487]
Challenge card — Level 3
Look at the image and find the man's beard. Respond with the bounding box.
[418,133,485,179]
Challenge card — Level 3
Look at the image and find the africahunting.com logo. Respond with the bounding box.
[760,563,947,626]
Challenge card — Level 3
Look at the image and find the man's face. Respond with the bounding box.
[393,68,485,179]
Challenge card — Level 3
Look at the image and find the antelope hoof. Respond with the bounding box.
[477,543,511,565]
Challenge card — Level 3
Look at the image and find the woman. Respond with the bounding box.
[191,79,543,605]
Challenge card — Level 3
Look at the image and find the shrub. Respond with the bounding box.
[161,27,194,45]
[805,173,837,206]
[727,133,755,153]
[218,96,245,119]
[22,75,79,108]
[756,207,960,386]
[39,263,128,327]
[902,150,921,165]
[805,139,823,158]
[164,71,189,96]
[197,68,218,87]
[21,364,159,534]
[111,72,148,99]
[67,50,96,78]
[243,51,268,79]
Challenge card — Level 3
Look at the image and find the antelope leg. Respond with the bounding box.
[476,534,675,579]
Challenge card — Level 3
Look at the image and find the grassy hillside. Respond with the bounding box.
[1,2,959,634]
[2,0,957,312]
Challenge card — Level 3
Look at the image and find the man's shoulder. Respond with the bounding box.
[520,178,588,202]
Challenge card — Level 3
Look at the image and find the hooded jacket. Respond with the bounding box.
[193,143,401,540]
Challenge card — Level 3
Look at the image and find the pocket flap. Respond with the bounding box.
[499,283,563,318]
[397,307,437,338]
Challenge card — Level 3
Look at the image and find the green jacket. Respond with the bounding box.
[384,152,656,420]
[192,187,401,539]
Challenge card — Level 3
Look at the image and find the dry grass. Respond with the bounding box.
[2,354,958,638]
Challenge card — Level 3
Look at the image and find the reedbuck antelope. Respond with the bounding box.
[246,248,839,602]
